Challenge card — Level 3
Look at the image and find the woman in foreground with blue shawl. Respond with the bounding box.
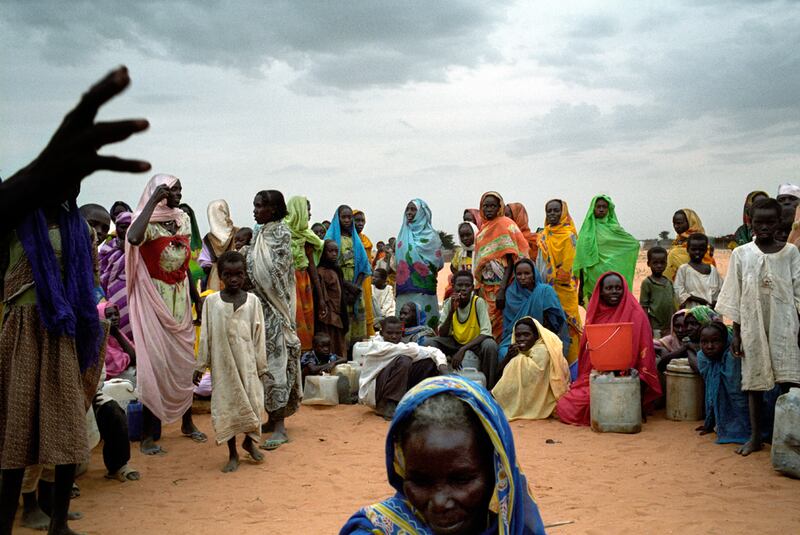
[340,375,546,535]
[325,205,372,346]
[499,259,570,368]
[395,199,444,330]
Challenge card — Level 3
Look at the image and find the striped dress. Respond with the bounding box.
[99,237,132,339]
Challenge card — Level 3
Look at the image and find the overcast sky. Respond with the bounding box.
[2,0,799,241]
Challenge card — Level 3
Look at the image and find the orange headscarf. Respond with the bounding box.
[507,202,538,260]
[473,192,530,286]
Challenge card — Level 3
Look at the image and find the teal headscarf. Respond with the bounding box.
[324,205,372,283]
[340,375,546,535]
[396,199,443,296]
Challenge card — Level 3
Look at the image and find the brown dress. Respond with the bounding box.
[315,266,348,359]
[0,230,90,469]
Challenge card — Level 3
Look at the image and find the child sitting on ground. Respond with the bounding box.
[398,302,435,344]
[673,233,723,309]
[371,268,396,332]
[300,332,346,379]
[359,317,447,419]
[193,251,266,472]
[639,246,676,337]
[716,197,800,456]
[99,302,136,382]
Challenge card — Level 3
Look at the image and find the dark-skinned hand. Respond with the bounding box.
[23,66,150,202]
[192,370,204,386]
[451,348,466,370]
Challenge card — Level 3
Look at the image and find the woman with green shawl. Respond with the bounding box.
[178,202,207,292]
[573,195,640,304]
[285,196,324,351]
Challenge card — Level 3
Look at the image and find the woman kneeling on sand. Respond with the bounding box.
[340,375,546,534]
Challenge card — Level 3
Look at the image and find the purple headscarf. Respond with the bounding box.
[18,199,102,371]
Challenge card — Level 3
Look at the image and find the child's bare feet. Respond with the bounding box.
[221,456,239,473]
[21,504,49,530]
[735,440,762,456]
[243,437,264,463]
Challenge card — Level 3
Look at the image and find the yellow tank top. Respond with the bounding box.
[452,295,481,345]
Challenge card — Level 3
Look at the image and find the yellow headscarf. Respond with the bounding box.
[665,208,714,280]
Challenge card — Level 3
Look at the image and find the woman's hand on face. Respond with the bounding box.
[506,343,520,359]
[150,184,170,204]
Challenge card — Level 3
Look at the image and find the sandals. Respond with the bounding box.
[259,436,289,451]
[105,464,140,482]
[183,430,208,443]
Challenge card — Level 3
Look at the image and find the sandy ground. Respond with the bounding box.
[18,248,800,535]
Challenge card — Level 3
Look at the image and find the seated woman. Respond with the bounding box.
[398,302,435,345]
[499,259,570,362]
[555,272,662,426]
[493,317,570,421]
[341,375,546,535]
[98,302,136,383]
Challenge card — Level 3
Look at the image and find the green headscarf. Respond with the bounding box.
[284,196,323,269]
[573,194,640,301]
[178,203,203,252]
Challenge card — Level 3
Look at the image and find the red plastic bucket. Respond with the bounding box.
[585,322,633,371]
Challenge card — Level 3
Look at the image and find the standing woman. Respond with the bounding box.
[353,210,376,337]
[126,174,206,454]
[395,199,444,330]
[200,199,239,291]
[663,208,714,281]
[325,205,372,348]
[536,199,583,372]
[177,202,207,291]
[248,190,302,450]
[285,196,323,352]
[573,194,639,305]
[507,202,539,260]
[473,192,529,338]
[99,210,134,338]
[734,191,769,246]
[0,197,102,535]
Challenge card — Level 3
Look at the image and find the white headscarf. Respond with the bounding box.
[207,199,235,244]
[777,183,800,199]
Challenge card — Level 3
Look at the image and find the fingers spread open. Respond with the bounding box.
[95,155,151,173]
[74,66,131,120]
[89,119,149,147]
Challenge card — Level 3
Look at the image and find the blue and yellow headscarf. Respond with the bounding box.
[340,375,546,535]
[324,205,372,283]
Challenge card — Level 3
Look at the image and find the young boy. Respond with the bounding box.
[371,268,395,331]
[300,332,345,379]
[79,203,112,244]
[423,271,499,388]
[193,251,266,472]
[716,198,800,456]
[673,233,723,309]
[359,317,447,419]
[639,246,676,337]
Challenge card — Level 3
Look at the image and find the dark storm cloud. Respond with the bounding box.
[516,2,800,157]
[2,0,509,90]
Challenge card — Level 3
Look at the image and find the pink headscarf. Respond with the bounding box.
[125,174,195,423]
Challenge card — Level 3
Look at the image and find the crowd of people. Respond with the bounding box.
[1,67,799,535]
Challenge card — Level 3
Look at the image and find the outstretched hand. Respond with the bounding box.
[26,66,150,200]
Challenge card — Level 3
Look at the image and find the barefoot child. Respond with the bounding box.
[716,198,800,456]
[639,246,676,337]
[673,233,723,309]
[194,251,266,472]
[695,321,753,444]
[315,240,349,359]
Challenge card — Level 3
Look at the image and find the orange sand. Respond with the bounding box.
[18,249,800,535]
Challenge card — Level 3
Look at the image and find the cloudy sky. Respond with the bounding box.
[2,0,799,241]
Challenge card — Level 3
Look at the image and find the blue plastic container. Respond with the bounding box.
[126,401,161,442]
